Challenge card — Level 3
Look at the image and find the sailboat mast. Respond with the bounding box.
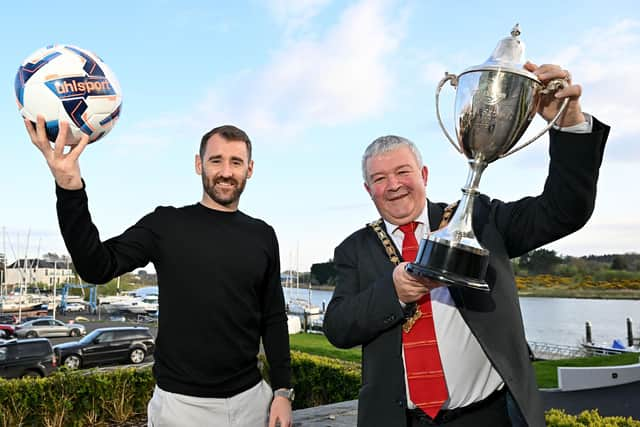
[1,226,6,297]
[52,259,57,321]
[18,229,32,323]
[295,243,300,301]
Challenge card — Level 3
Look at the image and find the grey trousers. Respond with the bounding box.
[147,380,273,427]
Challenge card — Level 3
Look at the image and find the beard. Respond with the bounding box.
[202,170,248,208]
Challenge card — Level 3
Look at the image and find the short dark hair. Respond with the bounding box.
[199,125,252,161]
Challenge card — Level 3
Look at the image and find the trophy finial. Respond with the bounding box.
[483,24,525,68]
[511,23,521,38]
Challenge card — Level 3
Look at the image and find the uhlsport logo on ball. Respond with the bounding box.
[15,44,122,144]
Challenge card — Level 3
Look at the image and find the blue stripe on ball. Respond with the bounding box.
[45,120,60,142]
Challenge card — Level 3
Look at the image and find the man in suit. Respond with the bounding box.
[323,62,609,427]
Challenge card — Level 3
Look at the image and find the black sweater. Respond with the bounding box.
[56,184,291,397]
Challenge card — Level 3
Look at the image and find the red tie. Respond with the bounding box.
[399,222,448,418]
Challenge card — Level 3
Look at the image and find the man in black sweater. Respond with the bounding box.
[25,120,293,427]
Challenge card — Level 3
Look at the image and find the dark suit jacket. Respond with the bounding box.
[324,119,609,427]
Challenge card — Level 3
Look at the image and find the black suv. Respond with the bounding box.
[0,338,57,378]
[53,327,155,369]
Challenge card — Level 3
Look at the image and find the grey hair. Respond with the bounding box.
[361,135,423,183]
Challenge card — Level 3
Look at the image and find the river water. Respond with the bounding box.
[285,288,640,347]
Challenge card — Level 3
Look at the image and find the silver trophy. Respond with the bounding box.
[406,24,570,291]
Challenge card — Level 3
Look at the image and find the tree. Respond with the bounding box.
[43,252,60,261]
[310,260,337,285]
[611,255,629,270]
[518,249,563,274]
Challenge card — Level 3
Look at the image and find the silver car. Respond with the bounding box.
[15,318,86,338]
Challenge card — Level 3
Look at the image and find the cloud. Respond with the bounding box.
[266,0,332,36]
[191,0,406,143]
[549,219,640,257]
[551,19,640,159]
[2,228,65,263]
[109,0,407,148]
[107,131,174,148]
[423,61,450,85]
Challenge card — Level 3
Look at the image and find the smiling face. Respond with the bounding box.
[196,133,254,211]
[364,145,428,225]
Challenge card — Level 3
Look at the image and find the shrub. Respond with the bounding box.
[290,351,360,409]
[546,409,640,426]
[0,368,154,426]
[260,350,361,409]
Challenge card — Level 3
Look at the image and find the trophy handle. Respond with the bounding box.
[499,78,570,159]
[435,72,463,154]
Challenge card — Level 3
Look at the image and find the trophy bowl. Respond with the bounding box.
[406,24,569,291]
[456,70,540,163]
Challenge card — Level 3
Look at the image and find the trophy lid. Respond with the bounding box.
[461,24,540,82]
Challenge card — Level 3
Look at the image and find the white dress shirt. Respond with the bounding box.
[552,112,592,133]
[384,210,503,410]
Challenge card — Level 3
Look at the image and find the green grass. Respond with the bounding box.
[533,352,640,388]
[289,333,361,363]
[289,333,640,389]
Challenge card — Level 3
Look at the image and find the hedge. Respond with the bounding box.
[0,368,154,426]
[289,350,360,409]
[546,409,640,426]
[1,354,638,426]
[0,352,357,425]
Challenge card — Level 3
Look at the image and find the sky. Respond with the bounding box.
[1,0,638,274]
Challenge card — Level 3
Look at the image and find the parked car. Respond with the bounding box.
[14,318,86,338]
[21,310,53,322]
[0,314,17,324]
[64,303,86,313]
[0,324,15,338]
[0,338,57,378]
[53,327,155,369]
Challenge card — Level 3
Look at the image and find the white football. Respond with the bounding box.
[15,44,122,144]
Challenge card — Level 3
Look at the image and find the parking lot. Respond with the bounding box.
[1,313,158,375]
[46,312,158,346]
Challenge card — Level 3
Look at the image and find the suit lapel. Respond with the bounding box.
[427,200,445,232]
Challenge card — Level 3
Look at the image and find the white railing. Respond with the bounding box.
[528,341,587,360]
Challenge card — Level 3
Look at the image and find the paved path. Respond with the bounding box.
[540,382,640,419]
[293,400,358,427]
[291,382,640,426]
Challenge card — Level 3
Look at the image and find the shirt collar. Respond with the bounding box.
[383,205,430,236]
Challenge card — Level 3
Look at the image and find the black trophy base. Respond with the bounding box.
[406,239,490,292]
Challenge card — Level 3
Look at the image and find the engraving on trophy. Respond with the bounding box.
[481,92,506,106]
[475,106,498,129]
